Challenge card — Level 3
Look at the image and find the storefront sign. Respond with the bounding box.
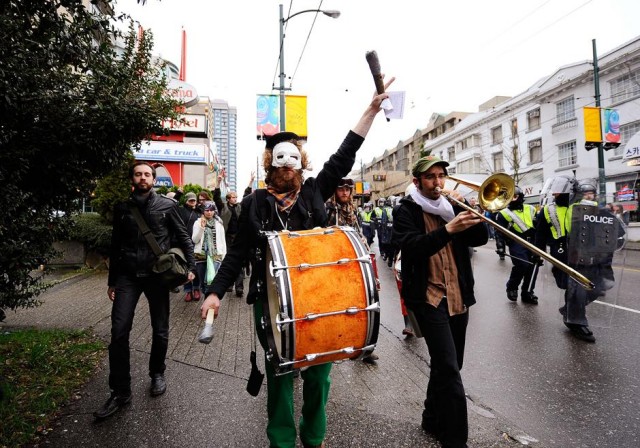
[167,79,199,108]
[162,114,206,134]
[135,141,206,163]
[622,131,640,160]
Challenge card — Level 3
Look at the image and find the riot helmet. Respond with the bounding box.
[540,175,577,206]
[509,186,525,210]
[377,198,385,207]
[576,178,598,203]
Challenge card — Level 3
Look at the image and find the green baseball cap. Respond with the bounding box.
[411,154,449,177]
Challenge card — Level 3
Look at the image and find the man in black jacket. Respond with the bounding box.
[94,162,196,420]
[392,154,487,448]
[200,85,392,448]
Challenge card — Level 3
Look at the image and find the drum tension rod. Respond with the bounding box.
[276,303,381,329]
[269,255,371,276]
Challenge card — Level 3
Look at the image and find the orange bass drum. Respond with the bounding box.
[262,226,380,375]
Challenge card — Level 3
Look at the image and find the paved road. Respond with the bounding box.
[3,261,535,447]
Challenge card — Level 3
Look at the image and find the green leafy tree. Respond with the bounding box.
[0,0,181,310]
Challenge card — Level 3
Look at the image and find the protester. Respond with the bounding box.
[325,177,380,365]
[200,83,393,448]
[192,201,226,295]
[392,154,488,448]
[496,186,539,304]
[179,191,203,301]
[94,162,196,420]
[213,184,245,297]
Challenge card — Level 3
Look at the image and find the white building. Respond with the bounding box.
[364,35,640,222]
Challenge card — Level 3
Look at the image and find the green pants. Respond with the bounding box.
[255,301,332,448]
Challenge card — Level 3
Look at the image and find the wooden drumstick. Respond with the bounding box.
[198,308,215,344]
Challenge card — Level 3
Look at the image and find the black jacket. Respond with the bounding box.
[108,190,196,286]
[391,195,488,309]
[207,130,365,303]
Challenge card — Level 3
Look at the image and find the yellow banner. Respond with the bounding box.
[285,95,308,139]
[583,107,602,143]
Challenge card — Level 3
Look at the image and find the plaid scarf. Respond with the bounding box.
[327,195,358,227]
[267,186,300,212]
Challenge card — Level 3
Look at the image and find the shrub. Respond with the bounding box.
[68,213,112,256]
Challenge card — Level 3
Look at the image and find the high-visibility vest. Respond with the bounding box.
[499,204,535,234]
[543,203,568,239]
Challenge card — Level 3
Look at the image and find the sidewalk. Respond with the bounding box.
[2,271,538,447]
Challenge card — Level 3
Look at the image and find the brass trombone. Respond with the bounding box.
[439,174,594,290]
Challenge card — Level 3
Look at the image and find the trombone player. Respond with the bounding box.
[392,154,487,448]
[495,186,539,304]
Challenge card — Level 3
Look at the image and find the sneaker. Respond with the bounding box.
[506,290,518,301]
[93,392,131,420]
[569,325,596,343]
[192,290,201,301]
[521,292,538,305]
[184,292,193,302]
[150,374,167,396]
[235,288,244,298]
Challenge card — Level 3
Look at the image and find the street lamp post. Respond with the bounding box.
[278,4,340,132]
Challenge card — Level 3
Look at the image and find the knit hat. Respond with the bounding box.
[203,201,216,212]
[185,192,197,201]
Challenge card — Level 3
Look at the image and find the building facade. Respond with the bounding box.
[209,99,238,192]
[361,35,640,222]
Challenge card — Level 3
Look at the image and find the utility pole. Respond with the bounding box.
[360,159,365,207]
[592,39,606,205]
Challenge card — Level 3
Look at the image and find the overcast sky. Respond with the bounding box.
[117,0,640,185]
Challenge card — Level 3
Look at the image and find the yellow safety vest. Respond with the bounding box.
[499,204,535,234]
[543,204,568,239]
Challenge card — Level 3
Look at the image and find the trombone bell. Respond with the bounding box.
[447,173,515,212]
[479,173,515,212]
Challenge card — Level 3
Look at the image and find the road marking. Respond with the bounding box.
[594,300,640,314]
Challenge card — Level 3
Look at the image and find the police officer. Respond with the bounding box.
[496,186,539,304]
[535,176,623,343]
[360,202,375,247]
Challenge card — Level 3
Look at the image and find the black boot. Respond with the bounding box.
[93,392,131,420]
[521,292,539,304]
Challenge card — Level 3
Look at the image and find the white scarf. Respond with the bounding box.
[407,184,455,222]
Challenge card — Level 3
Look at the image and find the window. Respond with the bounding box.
[610,71,640,103]
[527,109,541,131]
[528,139,542,163]
[555,96,575,123]
[618,120,640,156]
[491,125,503,145]
[558,140,577,167]
[447,146,455,161]
[511,119,518,138]
[457,134,481,151]
[493,152,504,172]
[457,155,482,174]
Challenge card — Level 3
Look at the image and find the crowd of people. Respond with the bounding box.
[94,95,627,448]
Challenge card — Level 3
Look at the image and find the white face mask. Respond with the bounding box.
[272,142,302,169]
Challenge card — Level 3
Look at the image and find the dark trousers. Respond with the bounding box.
[227,233,245,291]
[506,261,534,293]
[411,298,469,448]
[108,275,170,394]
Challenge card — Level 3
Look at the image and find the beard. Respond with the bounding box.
[269,169,303,193]
[133,182,153,195]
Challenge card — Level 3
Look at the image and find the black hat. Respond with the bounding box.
[337,178,354,188]
[265,132,300,150]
